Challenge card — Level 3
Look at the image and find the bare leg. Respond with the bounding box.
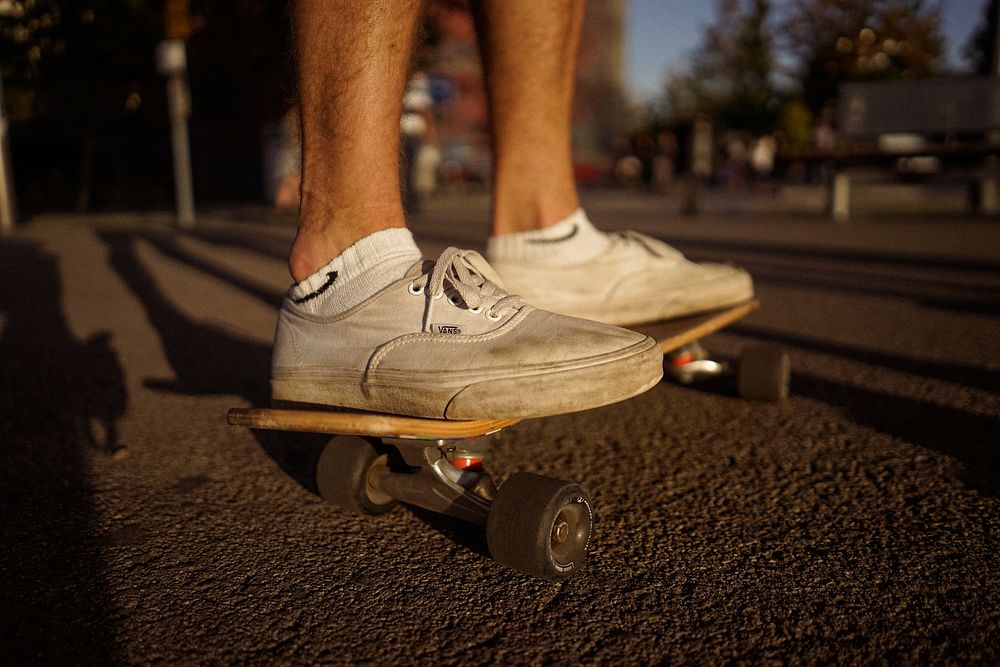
[289,0,423,283]
[472,0,584,236]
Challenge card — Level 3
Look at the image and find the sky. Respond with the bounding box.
[625,0,992,104]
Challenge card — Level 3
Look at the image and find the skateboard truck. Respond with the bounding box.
[666,341,728,384]
[665,340,790,401]
[634,300,791,402]
[372,438,493,526]
[310,432,592,582]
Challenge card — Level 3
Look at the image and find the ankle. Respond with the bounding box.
[290,195,407,283]
[490,168,579,236]
[287,227,422,316]
[289,229,343,284]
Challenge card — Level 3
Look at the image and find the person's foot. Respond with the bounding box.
[271,231,663,420]
[487,209,754,326]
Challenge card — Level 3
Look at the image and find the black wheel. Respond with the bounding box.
[738,344,791,401]
[486,472,593,582]
[316,436,398,515]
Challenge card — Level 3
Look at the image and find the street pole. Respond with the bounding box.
[160,45,195,229]
[683,115,712,216]
[157,40,195,229]
[994,0,1000,77]
[0,73,17,233]
[159,0,195,229]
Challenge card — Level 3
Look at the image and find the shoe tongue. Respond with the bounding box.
[655,242,685,260]
[406,251,509,291]
[462,251,508,291]
[630,233,686,260]
[404,258,433,278]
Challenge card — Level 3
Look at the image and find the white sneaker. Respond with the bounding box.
[489,228,754,326]
[271,247,663,420]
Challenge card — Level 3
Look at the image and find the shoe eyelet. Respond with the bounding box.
[469,306,482,314]
[486,311,503,322]
[408,283,423,296]
[448,295,461,306]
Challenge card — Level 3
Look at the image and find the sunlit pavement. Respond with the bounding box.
[2,188,998,664]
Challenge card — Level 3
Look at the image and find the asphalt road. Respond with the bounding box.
[2,191,998,664]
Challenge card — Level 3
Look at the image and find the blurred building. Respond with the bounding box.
[426,0,627,184]
[573,0,628,177]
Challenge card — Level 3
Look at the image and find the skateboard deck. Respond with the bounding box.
[227,406,518,440]
[632,298,758,353]
[226,299,759,438]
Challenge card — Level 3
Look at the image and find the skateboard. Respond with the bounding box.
[227,299,788,582]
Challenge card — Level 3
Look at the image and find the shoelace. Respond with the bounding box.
[608,230,683,258]
[609,230,663,255]
[409,247,525,325]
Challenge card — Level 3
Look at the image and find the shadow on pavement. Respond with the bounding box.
[789,372,1000,497]
[708,325,998,495]
[731,324,1000,394]
[691,259,999,314]
[0,238,124,663]
[688,332,997,496]
[408,506,491,558]
[97,231,318,479]
[102,230,271,399]
[674,238,1000,315]
[671,237,1000,274]
[918,298,1000,316]
[187,227,290,262]
[137,228,284,309]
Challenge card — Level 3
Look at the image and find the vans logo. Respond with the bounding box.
[433,324,463,334]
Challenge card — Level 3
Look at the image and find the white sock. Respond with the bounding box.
[486,208,610,266]
[288,228,422,315]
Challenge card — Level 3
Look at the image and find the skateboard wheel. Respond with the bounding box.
[316,436,397,515]
[738,344,791,402]
[487,472,592,582]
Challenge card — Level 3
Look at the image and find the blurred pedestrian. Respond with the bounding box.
[272,105,302,211]
[723,133,749,188]
[400,69,438,213]
[750,134,777,191]
[651,130,677,193]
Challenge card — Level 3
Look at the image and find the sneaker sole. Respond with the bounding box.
[271,336,663,420]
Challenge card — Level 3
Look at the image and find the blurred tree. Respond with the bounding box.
[0,1,160,100]
[0,0,294,211]
[963,0,998,75]
[0,1,164,210]
[665,0,779,133]
[778,98,814,150]
[782,0,945,114]
[184,0,293,200]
